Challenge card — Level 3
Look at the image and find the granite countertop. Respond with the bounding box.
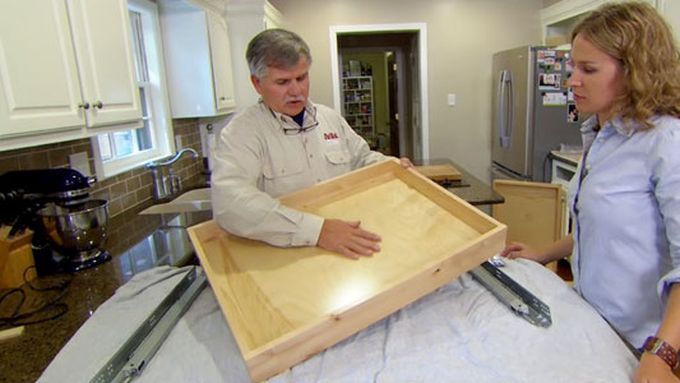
[549,150,582,166]
[0,161,502,382]
[0,203,211,383]
[414,158,504,206]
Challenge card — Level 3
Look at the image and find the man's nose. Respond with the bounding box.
[288,80,302,94]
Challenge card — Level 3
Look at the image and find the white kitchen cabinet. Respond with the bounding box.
[67,0,142,128]
[208,11,237,113]
[0,0,142,149]
[160,0,236,118]
[226,0,282,110]
[541,0,658,46]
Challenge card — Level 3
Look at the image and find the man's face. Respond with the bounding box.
[251,57,310,116]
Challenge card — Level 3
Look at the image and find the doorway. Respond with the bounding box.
[329,23,429,160]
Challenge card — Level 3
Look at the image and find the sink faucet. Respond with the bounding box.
[146,148,200,201]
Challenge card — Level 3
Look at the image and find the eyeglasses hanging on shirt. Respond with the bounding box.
[282,120,319,135]
[268,106,319,135]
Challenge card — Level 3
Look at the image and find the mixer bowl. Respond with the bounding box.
[38,199,109,264]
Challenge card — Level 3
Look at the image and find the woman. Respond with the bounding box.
[501,2,680,381]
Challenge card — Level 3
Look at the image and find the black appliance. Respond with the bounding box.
[0,168,111,274]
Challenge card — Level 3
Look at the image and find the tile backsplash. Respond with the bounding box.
[0,118,206,217]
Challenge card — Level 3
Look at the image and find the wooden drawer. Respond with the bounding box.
[188,159,506,381]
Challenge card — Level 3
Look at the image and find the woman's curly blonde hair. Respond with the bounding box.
[571,2,680,129]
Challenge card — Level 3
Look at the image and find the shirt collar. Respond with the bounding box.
[580,115,599,134]
[581,114,641,137]
[604,117,638,137]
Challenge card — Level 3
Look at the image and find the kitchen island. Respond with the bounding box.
[0,160,503,382]
[1,160,631,383]
[38,250,638,382]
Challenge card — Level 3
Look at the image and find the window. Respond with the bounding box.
[92,0,172,178]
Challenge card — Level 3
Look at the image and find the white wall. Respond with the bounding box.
[266,0,543,182]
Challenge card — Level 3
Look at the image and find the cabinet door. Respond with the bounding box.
[207,10,236,112]
[0,0,85,137]
[67,0,141,128]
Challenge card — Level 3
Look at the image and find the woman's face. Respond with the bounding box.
[567,34,625,124]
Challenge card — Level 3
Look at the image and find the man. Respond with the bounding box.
[211,28,411,260]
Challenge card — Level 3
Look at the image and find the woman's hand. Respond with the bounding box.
[634,353,680,383]
[500,235,574,265]
[500,242,548,264]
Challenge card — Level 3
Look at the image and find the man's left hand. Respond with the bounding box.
[399,157,414,168]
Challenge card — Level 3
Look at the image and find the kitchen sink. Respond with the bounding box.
[139,187,212,215]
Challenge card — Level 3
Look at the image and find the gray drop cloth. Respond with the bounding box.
[39,259,637,383]
[39,266,251,383]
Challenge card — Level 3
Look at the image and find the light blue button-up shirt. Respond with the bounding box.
[568,114,680,348]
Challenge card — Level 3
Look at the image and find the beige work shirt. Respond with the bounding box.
[211,101,387,247]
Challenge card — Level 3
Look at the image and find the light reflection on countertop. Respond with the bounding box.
[117,213,208,282]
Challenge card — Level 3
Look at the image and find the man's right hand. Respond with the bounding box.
[317,219,381,259]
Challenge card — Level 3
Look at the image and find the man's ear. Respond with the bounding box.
[250,75,263,95]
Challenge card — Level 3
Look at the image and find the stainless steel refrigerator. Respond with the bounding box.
[491,45,581,182]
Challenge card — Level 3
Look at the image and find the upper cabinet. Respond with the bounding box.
[0,0,142,150]
[225,0,282,110]
[67,0,142,127]
[207,11,237,113]
[160,0,236,118]
[541,0,659,46]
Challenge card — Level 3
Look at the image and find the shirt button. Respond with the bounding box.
[316,179,322,183]
[281,169,285,174]
[309,154,313,158]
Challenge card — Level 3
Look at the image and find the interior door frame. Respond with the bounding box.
[329,23,429,160]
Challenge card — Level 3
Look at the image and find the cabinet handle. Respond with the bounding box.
[78,102,90,110]
[93,101,103,109]
[219,96,226,101]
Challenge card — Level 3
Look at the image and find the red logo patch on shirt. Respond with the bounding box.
[324,132,339,140]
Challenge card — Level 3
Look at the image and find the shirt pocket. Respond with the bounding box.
[324,150,351,165]
[324,150,352,178]
[262,157,306,197]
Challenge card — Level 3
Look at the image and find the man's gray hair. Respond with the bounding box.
[246,29,312,79]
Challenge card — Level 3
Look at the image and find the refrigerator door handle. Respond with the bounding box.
[497,69,513,149]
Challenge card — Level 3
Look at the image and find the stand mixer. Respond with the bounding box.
[0,168,111,274]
